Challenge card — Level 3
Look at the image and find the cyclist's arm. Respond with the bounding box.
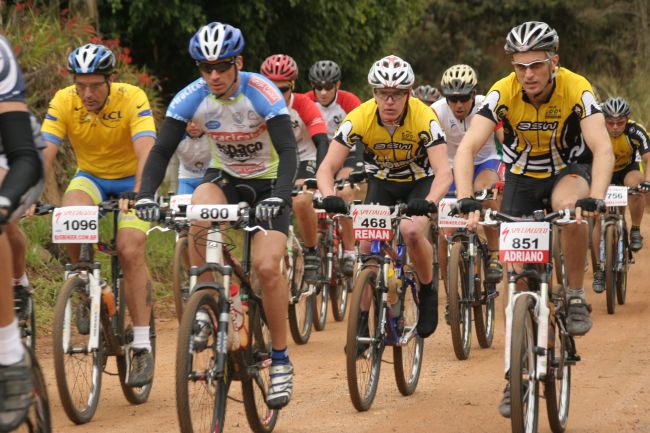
[137,116,187,198]
[629,123,650,183]
[581,113,614,200]
[314,133,329,166]
[316,139,350,197]
[454,114,495,199]
[132,135,155,192]
[41,141,58,178]
[267,114,298,203]
[426,143,452,203]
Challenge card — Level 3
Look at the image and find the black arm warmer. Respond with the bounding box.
[314,133,329,166]
[137,116,187,198]
[354,139,365,166]
[0,111,42,209]
[267,114,298,203]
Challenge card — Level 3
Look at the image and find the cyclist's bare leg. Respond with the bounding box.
[400,216,433,284]
[292,179,317,248]
[252,230,288,351]
[336,167,355,251]
[551,175,590,289]
[0,234,14,326]
[5,222,25,279]
[61,189,94,262]
[117,228,151,327]
[624,170,644,226]
[474,169,500,250]
[188,182,228,282]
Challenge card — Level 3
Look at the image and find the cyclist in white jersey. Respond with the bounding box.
[175,121,211,194]
[135,22,298,409]
[261,54,329,282]
[306,60,362,276]
[432,64,503,289]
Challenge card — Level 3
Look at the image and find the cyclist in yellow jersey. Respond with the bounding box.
[452,21,614,418]
[317,55,452,338]
[591,96,650,291]
[40,43,157,387]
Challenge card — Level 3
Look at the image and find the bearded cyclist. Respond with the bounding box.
[317,55,452,338]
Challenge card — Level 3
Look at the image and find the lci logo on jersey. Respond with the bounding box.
[205,120,221,130]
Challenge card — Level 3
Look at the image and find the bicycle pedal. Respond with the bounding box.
[567,353,581,363]
[533,346,546,356]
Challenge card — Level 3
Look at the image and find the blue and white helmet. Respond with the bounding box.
[189,22,245,62]
[67,44,115,74]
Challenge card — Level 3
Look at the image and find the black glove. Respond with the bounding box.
[456,197,483,214]
[639,181,650,193]
[120,191,137,201]
[255,197,286,222]
[321,195,347,214]
[134,197,160,221]
[575,197,606,213]
[405,198,434,216]
[0,196,12,226]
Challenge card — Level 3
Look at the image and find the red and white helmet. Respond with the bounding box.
[367,55,414,89]
[260,54,298,81]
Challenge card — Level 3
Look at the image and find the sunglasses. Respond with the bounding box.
[312,82,336,91]
[511,58,551,73]
[197,60,235,74]
[446,94,472,103]
[374,89,409,102]
[277,85,293,94]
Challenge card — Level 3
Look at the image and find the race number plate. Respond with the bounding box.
[52,206,99,243]
[170,194,192,211]
[351,204,392,241]
[605,185,628,207]
[499,222,550,263]
[187,204,240,221]
[438,198,467,228]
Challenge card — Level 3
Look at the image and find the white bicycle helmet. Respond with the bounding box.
[440,64,478,95]
[367,55,414,89]
[412,85,441,103]
[601,97,631,118]
[504,21,559,54]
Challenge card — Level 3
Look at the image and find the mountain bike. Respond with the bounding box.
[485,208,579,433]
[51,200,156,424]
[171,203,278,433]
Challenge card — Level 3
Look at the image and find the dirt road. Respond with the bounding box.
[37,232,650,433]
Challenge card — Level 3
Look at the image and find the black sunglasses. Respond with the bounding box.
[277,85,292,94]
[446,94,472,103]
[312,82,335,91]
[197,60,235,74]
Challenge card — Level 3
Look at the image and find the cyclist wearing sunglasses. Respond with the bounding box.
[453,21,614,418]
[432,64,503,296]
[134,22,298,410]
[261,54,329,282]
[591,96,650,291]
[317,55,452,338]
[41,42,157,387]
[306,60,362,276]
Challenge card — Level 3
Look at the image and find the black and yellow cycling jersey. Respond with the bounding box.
[334,97,445,182]
[610,120,650,172]
[478,67,601,179]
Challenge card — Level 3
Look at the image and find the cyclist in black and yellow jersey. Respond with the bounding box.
[452,21,614,417]
[592,96,650,291]
[317,55,452,338]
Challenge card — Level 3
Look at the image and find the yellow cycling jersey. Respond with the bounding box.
[41,82,156,179]
[334,97,445,182]
[610,120,650,171]
[478,67,600,179]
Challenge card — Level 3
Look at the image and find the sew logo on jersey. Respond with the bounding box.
[375,142,412,151]
[516,121,558,131]
[248,75,281,105]
[206,120,221,130]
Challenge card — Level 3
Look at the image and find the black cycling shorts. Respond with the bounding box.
[200,168,290,235]
[501,163,591,217]
[364,176,433,206]
[611,161,640,186]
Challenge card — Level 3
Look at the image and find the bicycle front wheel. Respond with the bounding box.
[510,294,539,433]
[242,299,278,433]
[288,243,314,345]
[473,243,494,349]
[393,269,423,396]
[604,225,616,314]
[176,288,229,433]
[52,276,103,424]
[544,319,571,433]
[172,236,191,323]
[449,242,472,360]
[346,267,382,412]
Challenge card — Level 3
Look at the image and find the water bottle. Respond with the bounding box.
[618,231,624,263]
[100,280,116,317]
[229,283,249,350]
[387,264,401,315]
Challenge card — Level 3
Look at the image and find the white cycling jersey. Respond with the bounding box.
[288,92,327,162]
[175,133,211,179]
[432,95,499,164]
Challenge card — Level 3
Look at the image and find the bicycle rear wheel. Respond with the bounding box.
[604,225,616,314]
[510,294,539,433]
[346,267,382,412]
[473,243,494,349]
[288,239,314,345]
[448,242,472,360]
[393,269,423,396]
[330,255,350,322]
[52,276,103,424]
[16,346,52,433]
[116,279,157,404]
[312,259,329,331]
[544,318,571,433]
[176,288,229,433]
[242,299,278,433]
[172,236,191,323]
